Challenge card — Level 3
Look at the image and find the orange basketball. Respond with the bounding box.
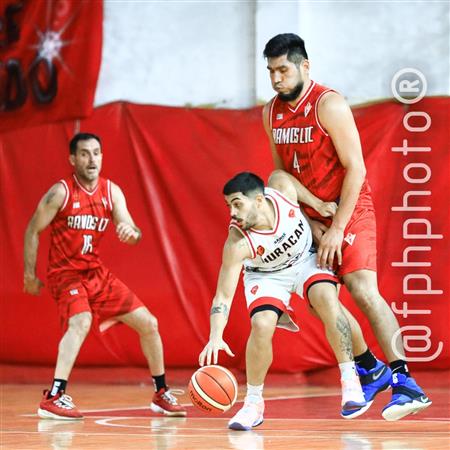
[188,365,238,414]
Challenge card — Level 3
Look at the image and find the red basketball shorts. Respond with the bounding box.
[337,207,377,277]
[47,265,144,332]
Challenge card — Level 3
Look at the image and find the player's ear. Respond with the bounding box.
[255,193,265,206]
[302,58,310,73]
[69,154,75,167]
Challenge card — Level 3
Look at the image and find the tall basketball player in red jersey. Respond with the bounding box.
[262,34,431,421]
[23,133,186,420]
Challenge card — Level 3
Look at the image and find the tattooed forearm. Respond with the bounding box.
[336,314,353,361]
[210,302,229,319]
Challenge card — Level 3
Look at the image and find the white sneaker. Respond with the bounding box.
[341,377,369,419]
[228,398,264,431]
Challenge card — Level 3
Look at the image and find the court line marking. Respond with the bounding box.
[27,415,450,423]
[19,391,448,425]
[2,430,450,438]
[20,413,449,425]
[20,391,341,416]
[93,416,450,432]
[80,391,342,413]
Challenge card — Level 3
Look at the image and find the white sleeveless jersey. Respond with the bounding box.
[229,188,313,272]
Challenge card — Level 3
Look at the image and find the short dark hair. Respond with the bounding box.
[69,133,102,155]
[223,172,264,197]
[263,33,308,65]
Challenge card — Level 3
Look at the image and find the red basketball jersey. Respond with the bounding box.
[47,174,113,275]
[269,80,373,222]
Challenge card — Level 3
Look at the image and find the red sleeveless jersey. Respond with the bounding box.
[269,80,373,221]
[47,174,113,275]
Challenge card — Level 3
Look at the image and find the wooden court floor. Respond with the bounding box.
[1,377,449,450]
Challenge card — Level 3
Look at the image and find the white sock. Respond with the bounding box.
[340,363,365,404]
[339,361,358,381]
[246,383,264,403]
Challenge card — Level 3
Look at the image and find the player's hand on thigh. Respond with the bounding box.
[199,339,235,367]
[317,227,343,269]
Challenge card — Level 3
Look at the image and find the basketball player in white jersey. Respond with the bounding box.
[199,172,367,430]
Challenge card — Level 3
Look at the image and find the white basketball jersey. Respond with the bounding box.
[229,188,312,272]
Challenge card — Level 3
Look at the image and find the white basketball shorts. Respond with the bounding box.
[243,252,338,332]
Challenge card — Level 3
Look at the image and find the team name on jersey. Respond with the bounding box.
[261,220,305,263]
[272,126,314,145]
[67,215,110,232]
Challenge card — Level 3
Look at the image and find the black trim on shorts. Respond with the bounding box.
[307,279,338,309]
[250,304,284,319]
[306,279,338,298]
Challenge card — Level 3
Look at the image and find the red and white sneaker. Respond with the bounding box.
[150,388,187,417]
[38,390,84,420]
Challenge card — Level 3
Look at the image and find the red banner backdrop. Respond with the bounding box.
[0,98,448,372]
[0,0,102,132]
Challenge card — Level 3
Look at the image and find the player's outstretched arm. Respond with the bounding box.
[23,183,66,295]
[199,230,250,367]
[110,182,142,245]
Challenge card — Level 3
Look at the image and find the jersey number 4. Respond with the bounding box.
[81,234,93,254]
[293,152,301,173]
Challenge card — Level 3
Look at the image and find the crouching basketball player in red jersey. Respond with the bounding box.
[199,172,369,430]
[262,34,431,421]
[23,133,186,420]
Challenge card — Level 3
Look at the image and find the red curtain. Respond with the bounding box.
[0,98,448,371]
[0,0,102,132]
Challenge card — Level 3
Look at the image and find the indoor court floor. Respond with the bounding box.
[1,368,449,450]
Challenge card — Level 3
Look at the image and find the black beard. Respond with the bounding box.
[278,81,304,102]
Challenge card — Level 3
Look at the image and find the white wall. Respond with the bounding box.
[95,1,256,108]
[94,0,449,108]
[292,1,450,104]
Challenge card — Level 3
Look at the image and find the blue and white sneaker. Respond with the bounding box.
[359,360,392,403]
[342,360,391,419]
[382,373,431,421]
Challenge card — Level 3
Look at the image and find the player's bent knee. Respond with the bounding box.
[268,169,287,179]
[250,312,277,336]
[307,283,339,313]
[348,286,380,312]
[68,312,92,336]
[310,299,340,322]
[135,310,158,335]
[146,314,158,333]
[268,170,289,190]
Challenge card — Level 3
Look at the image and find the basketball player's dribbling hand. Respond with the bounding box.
[316,201,338,218]
[199,339,235,367]
[23,276,44,296]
